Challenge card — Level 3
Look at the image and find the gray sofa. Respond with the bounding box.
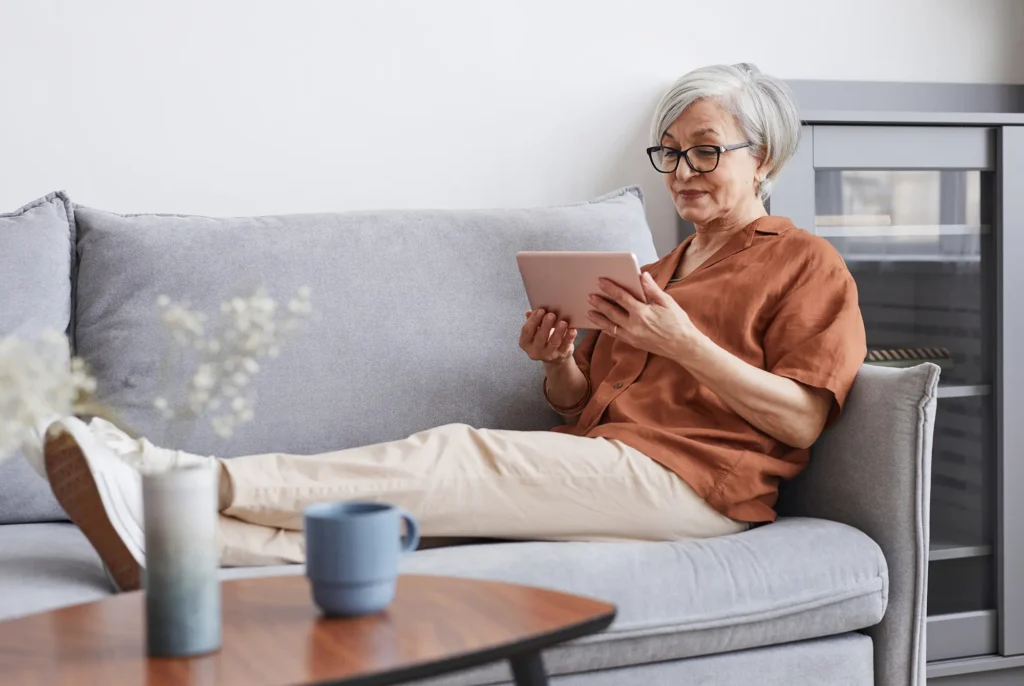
[0,189,937,685]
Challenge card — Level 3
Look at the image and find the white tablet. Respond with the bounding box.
[516,251,645,330]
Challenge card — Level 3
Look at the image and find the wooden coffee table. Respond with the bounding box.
[0,574,615,685]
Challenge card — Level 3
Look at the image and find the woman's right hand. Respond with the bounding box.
[518,309,577,365]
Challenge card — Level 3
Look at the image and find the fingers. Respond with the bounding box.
[536,312,556,348]
[545,319,570,355]
[587,310,615,331]
[519,309,544,347]
[555,327,577,357]
[587,292,626,329]
[640,272,666,304]
[596,278,641,312]
[520,308,577,362]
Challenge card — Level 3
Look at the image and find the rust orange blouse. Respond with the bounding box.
[552,215,867,523]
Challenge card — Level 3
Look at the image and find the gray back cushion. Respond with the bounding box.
[73,187,657,457]
[0,192,75,523]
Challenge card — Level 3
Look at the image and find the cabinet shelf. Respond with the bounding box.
[816,224,990,238]
[930,537,994,561]
[937,384,991,399]
[841,254,981,263]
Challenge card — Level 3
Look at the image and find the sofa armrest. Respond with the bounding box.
[778,363,939,686]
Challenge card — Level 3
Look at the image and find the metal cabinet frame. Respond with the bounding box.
[767,80,1024,684]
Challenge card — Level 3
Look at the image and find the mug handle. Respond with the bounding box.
[397,508,420,553]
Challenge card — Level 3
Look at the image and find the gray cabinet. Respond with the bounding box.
[771,117,1024,674]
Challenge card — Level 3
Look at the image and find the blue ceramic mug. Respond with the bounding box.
[303,501,420,617]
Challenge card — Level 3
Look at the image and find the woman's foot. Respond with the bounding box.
[87,417,212,472]
[44,417,147,592]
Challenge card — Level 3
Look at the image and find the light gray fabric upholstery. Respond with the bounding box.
[72,187,658,457]
[225,517,884,677]
[779,363,939,686]
[415,633,874,686]
[548,634,873,686]
[2,518,884,671]
[407,518,884,672]
[0,192,75,524]
[0,523,109,620]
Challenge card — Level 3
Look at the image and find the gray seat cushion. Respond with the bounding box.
[0,523,109,620]
[0,518,884,659]
[0,517,885,681]
[229,518,887,677]
[0,192,75,524]
[226,520,884,683]
[399,517,886,671]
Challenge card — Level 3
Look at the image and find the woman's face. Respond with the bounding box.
[661,99,764,229]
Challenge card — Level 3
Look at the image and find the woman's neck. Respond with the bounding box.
[691,201,767,253]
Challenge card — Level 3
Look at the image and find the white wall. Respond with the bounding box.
[3,0,1023,254]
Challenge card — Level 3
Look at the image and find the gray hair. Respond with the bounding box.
[650,63,800,201]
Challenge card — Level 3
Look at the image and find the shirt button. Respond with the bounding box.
[613,382,623,389]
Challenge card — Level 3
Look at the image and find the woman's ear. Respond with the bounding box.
[754,160,769,194]
[756,159,768,182]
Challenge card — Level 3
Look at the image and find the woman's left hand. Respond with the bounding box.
[588,272,701,359]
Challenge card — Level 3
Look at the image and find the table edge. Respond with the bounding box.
[0,573,618,686]
[307,607,617,686]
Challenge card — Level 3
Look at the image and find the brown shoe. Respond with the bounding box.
[44,417,146,592]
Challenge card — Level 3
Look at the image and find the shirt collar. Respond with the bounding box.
[750,215,795,235]
[652,214,795,286]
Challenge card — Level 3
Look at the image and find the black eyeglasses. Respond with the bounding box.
[646,142,752,174]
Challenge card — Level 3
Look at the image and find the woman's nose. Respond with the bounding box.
[674,161,696,182]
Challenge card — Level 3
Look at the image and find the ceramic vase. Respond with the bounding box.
[142,463,221,657]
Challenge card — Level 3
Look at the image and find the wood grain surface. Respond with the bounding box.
[0,574,615,686]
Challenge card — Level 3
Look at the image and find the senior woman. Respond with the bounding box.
[43,62,865,591]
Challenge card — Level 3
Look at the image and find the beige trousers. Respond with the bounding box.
[216,423,747,566]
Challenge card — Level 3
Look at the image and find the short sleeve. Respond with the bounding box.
[764,266,866,425]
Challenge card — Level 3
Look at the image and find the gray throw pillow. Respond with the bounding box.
[0,192,75,524]
[73,187,658,458]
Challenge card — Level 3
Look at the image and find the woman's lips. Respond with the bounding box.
[678,190,707,200]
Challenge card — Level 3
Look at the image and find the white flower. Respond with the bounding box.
[159,299,205,341]
[0,331,96,467]
[155,285,312,440]
[287,299,313,316]
[153,396,174,420]
[192,364,216,390]
[211,416,234,439]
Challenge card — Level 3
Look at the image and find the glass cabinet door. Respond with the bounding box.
[773,125,999,662]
